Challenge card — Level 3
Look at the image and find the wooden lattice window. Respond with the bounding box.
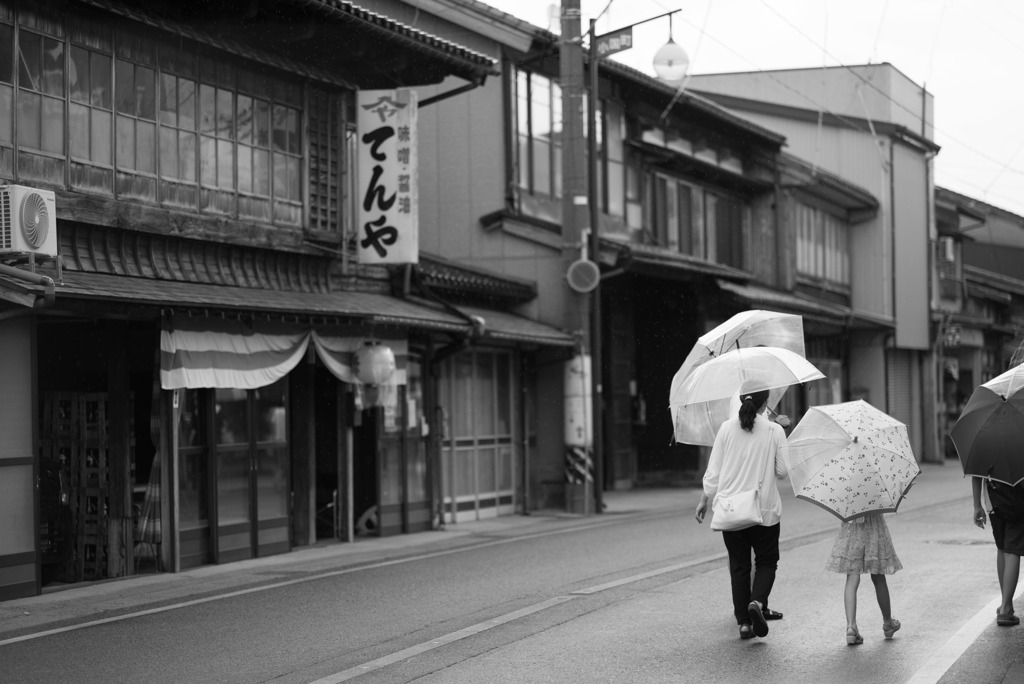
[308,86,342,234]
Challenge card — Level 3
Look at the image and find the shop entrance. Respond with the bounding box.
[37,320,159,586]
[211,380,290,563]
[352,405,380,536]
[351,357,431,537]
[314,365,343,541]
[177,378,291,567]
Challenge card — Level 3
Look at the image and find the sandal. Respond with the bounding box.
[846,628,863,646]
[739,624,755,639]
[763,607,784,620]
[883,618,902,638]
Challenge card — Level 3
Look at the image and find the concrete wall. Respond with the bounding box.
[849,331,887,410]
[0,316,38,599]
[690,65,931,137]
[892,142,931,350]
[416,75,572,330]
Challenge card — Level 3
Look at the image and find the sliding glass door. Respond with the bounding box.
[213,379,290,563]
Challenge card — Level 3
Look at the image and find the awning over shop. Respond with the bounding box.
[160,319,410,390]
[161,321,311,390]
[715,279,894,329]
[52,270,468,332]
[458,304,576,348]
[966,282,1012,304]
[48,270,574,375]
[613,243,750,281]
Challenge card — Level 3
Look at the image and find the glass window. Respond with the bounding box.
[114,59,156,173]
[0,22,11,145]
[677,184,693,255]
[0,24,12,84]
[714,193,744,269]
[605,103,625,218]
[17,30,64,154]
[215,389,249,446]
[10,19,309,225]
[178,388,208,530]
[475,353,496,435]
[514,69,563,199]
[255,381,287,444]
[796,203,850,286]
[199,84,234,189]
[515,70,529,192]
[496,354,511,436]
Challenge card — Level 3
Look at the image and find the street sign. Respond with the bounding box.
[595,27,633,58]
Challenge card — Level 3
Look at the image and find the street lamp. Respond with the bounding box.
[585,10,688,511]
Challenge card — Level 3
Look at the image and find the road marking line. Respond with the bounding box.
[904,584,1024,684]
[571,554,725,594]
[572,533,834,595]
[0,518,650,648]
[0,497,963,648]
[307,596,574,684]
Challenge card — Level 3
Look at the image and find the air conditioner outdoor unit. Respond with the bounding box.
[0,185,57,258]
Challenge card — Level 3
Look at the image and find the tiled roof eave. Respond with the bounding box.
[297,0,498,74]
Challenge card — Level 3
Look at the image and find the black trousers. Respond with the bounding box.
[721,523,781,624]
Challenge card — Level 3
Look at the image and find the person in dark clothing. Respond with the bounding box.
[974,477,1024,626]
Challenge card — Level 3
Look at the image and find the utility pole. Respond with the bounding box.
[560,0,586,306]
[560,0,595,514]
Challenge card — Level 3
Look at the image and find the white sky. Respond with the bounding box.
[478,0,1024,218]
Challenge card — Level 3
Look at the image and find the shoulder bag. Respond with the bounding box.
[709,437,773,532]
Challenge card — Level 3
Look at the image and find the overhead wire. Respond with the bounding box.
[751,0,1023,212]
[923,0,948,87]
[672,12,876,139]
[869,0,889,64]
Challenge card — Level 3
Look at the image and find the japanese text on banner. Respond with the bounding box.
[356,89,418,264]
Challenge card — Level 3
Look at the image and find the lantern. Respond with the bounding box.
[653,38,689,85]
[354,342,396,385]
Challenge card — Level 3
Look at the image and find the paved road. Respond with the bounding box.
[1,461,1022,683]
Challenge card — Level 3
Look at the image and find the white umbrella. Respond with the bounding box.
[671,387,789,446]
[671,347,824,445]
[673,310,805,384]
[784,400,920,521]
[670,311,805,444]
[673,346,824,403]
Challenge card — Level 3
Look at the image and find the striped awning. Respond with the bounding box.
[160,319,409,390]
[160,320,311,390]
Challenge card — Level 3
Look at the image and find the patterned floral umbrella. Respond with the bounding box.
[783,400,920,521]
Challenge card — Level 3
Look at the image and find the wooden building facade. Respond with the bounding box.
[0,0,574,599]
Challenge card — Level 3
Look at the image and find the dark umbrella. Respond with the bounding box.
[950,366,1024,486]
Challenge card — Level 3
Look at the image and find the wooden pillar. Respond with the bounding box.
[289,354,315,546]
[106,322,133,578]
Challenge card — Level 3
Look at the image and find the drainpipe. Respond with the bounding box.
[0,263,56,308]
[520,355,531,514]
[889,140,897,349]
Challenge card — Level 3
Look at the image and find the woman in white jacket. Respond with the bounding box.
[694,388,788,640]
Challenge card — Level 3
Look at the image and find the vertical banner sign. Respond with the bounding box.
[357,89,419,264]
